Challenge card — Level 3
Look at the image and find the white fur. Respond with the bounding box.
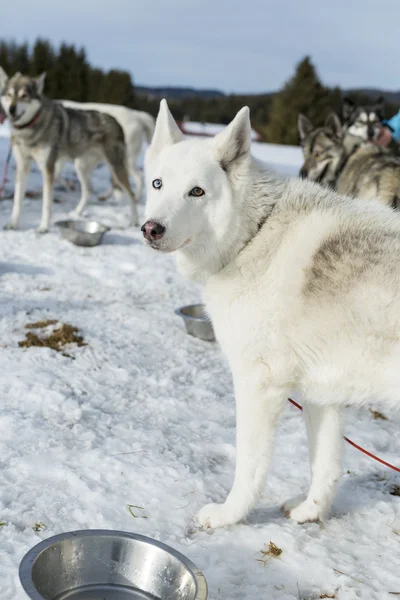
[144,100,400,529]
[60,100,155,200]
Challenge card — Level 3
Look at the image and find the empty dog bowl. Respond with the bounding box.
[55,220,110,247]
[19,529,208,600]
[175,304,215,341]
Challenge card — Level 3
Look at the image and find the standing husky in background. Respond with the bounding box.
[60,100,155,201]
[341,96,384,144]
[0,68,138,232]
[143,100,400,529]
[298,113,400,208]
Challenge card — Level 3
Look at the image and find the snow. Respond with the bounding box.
[0,133,399,600]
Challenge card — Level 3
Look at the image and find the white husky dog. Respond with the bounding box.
[143,100,400,529]
[60,100,155,200]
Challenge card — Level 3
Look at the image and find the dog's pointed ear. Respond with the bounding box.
[298,114,313,143]
[342,97,355,121]
[148,99,183,159]
[35,72,46,94]
[325,112,342,138]
[213,106,251,170]
[0,66,8,91]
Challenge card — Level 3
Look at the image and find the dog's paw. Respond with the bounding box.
[69,209,84,218]
[4,223,16,231]
[36,226,49,234]
[281,494,306,515]
[197,502,239,529]
[283,498,322,523]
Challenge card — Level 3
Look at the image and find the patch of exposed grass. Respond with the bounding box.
[256,541,282,566]
[25,319,58,329]
[19,323,86,357]
[33,522,46,532]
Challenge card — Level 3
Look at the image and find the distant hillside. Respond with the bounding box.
[135,86,224,99]
[136,84,400,107]
[344,89,400,105]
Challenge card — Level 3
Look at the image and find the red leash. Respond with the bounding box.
[288,398,400,473]
[0,141,12,199]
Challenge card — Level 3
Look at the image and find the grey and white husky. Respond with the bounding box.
[0,68,138,232]
[341,96,384,143]
[143,100,400,529]
[298,112,400,208]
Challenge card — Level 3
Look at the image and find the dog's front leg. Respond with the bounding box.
[197,376,287,529]
[283,404,343,523]
[5,146,30,230]
[38,163,55,233]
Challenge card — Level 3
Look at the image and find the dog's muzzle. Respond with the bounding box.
[141,220,166,241]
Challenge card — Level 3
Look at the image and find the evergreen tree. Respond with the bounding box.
[264,56,340,145]
[88,68,105,102]
[14,42,30,73]
[98,69,135,107]
[30,39,56,95]
[0,40,10,74]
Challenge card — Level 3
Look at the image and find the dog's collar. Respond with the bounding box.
[13,109,42,130]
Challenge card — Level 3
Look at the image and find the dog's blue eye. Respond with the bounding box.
[189,186,205,197]
[152,178,162,189]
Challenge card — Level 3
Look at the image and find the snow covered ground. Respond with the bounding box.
[0,130,399,600]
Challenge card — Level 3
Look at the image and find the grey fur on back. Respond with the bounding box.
[12,102,126,167]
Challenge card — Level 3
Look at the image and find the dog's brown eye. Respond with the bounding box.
[152,178,162,190]
[189,186,205,197]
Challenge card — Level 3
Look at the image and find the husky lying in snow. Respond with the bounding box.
[60,100,155,201]
[0,68,138,232]
[298,112,400,208]
[143,100,400,529]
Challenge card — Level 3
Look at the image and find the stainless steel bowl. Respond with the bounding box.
[175,304,215,342]
[55,220,110,247]
[19,529,208,600]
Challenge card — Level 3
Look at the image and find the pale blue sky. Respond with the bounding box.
[4,0,400,93]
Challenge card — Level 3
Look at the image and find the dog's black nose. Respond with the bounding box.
[141,220,166,241]
[9,105,16,116]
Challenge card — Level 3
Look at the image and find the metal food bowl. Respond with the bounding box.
[175,304,215,342]
[19,529,208,600]
[55,220,110,247]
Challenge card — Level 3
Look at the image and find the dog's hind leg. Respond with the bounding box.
[5,145,30,230]
[73,156,95,216]
[282,404,343,523]
[197,378,287,529]
[37,164,55,233]
[104,144,138,227]
[97,176,123,203]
